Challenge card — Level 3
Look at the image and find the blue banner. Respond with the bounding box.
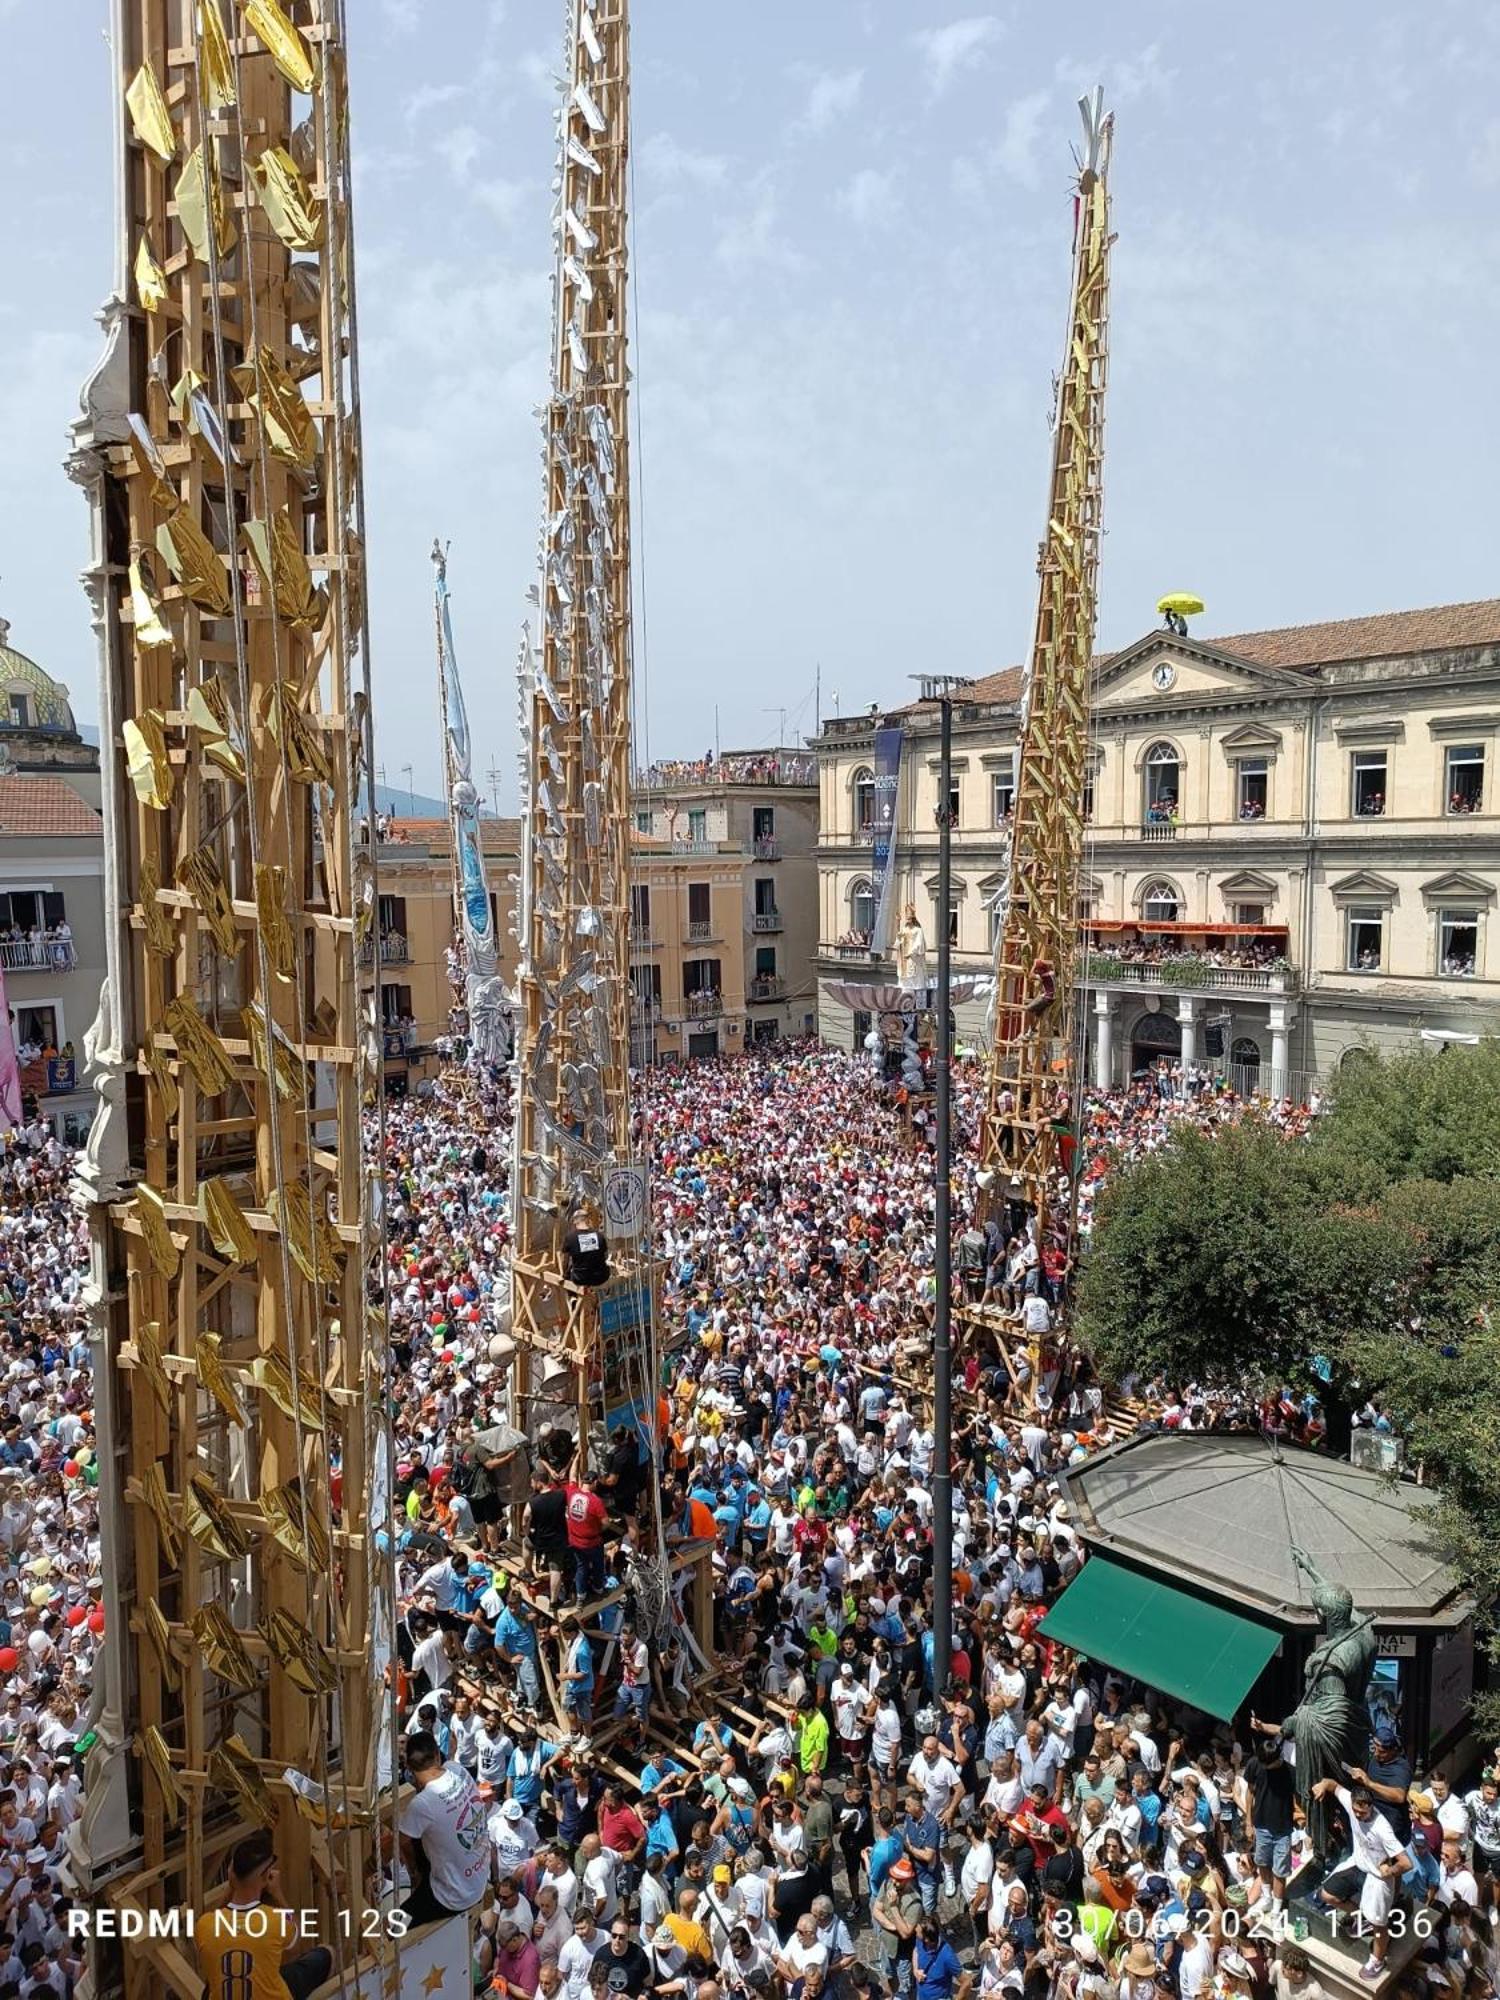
[870,726,904,955]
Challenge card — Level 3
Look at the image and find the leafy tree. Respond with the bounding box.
[1311,1042,1500,1193]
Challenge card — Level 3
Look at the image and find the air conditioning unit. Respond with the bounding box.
[663,1020,680,1034]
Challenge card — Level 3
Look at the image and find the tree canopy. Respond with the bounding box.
[1077,1041,1500,1734]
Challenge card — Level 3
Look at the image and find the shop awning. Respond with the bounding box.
[1039,1556,1280,1722]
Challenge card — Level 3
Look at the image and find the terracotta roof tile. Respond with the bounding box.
[0,778,100,837]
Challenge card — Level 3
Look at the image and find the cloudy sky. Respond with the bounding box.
[2,0,1498,804]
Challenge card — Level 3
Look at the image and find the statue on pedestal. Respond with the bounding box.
[896,903,929,995]
[1252,1545,1376,1863]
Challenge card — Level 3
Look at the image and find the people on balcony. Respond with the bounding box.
[1356,789,1386,816]
[638,752,816,788]
[0,925,76,968]
[1091,933,1288,973]
[1449,790,1480,814]
[1144,798,1179,826]
[1238,797,1265,819]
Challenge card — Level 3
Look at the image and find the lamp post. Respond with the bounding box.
[912,672,973,1699]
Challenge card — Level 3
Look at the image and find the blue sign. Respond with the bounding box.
[870,726,904,955]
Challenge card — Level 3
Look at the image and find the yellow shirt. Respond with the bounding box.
[198,1902,296,2000]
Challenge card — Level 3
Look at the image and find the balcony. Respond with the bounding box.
[0,937,77,973]
[629,994,663,1020]
[684,991,723,1019]
[753,837,780,861]
[752,910,783,934]
[629,927,658,951]
[748,975,785,1002]
[357,932,411,966]
[1084,952,1298,996]
[1139,818,1178,842]
[670,840,717,857]
[686,919,716,942]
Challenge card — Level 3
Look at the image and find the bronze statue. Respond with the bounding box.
[1252,1546,1376,1862]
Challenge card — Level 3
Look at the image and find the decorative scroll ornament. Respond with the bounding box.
[254,865,296,981]
[251,147,323,250]
[161,999,236,1098]
[192,1604,258,1691]
[134,1187,180,1281]
[125,61,176,163]
[177,844,239,956]
[133,237,169,314]
[122,713,173,809]
[176,142,237,264]
[242,0,320,94]
[201,1177,257,1265]
[195,1333,248,1427]
[139,1724,183,1824]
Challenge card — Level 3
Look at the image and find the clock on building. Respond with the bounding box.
[1151,662,1176,691]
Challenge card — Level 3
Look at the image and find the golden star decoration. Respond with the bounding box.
[421,1968,445,1997]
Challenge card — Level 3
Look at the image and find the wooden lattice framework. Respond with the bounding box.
[976,94,1114,1263]
[73,0,390,1985]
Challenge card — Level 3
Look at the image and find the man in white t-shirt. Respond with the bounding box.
[1308,1779,1407,1981]
[399,1731,491,1925]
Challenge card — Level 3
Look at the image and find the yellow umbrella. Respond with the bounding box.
[1157,593,1205,617]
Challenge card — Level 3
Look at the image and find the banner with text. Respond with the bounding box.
[870,726,904,957]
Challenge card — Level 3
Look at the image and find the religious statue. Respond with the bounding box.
[1252,1545,1376,1863]
[896,904,929,995]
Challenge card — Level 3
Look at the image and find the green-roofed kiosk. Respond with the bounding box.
[1045,1434,1475,1759]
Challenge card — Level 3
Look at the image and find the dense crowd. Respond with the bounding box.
[4,1039,1495,2000]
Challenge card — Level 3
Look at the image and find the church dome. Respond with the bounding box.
[0,618,78,737]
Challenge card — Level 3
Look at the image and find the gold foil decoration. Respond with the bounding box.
[254,864,296,981]
[128,555,174,650]
[185,678,246,782]
[122,712,174,810]
[140,1725,183,1826]
[231,345,317,469]
[134,1317,173,1414]
[252,147,324,251]
[141,1040,179,1122]
[141,1596,180,1693]
[138,861,177,958]
[176,844,239,956]
[267,1179,341,1286]
[133,1462,181,1567]
[134,1187,180,1281]
[243,0,319,94]
[192,1604,258,1692]
[195,1332,248,1428]
[184,1471,251,1559]
[202,1178,257,1266]
[126,61,177,164]
[134,235,170,314]
[263,1606,337,1694]
[250,1354,325,1432]
[210,1738,277,1828]
[126,415,177,509]
[242,1004,305,1101]
[162,998,236,1098]
[157,506,230,614]
[267,680,333,785]
[243,513,319,628]
[176,141,236,264]
[198,0,237,111]
[259,1487,312,1574]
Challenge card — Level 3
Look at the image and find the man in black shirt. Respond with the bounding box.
[564,1206,610,1286]
[1040,1821,1085,1904]
[600,1917,650,1996]
[1244,1725,1298,1904]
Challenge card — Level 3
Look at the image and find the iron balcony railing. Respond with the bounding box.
[752,911,783,933]
[0,938,77,972]
[748,975,785,1001]
[753,837,780,860]
[357,933,411,965]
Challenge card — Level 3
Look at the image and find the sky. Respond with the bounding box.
[2,1,1499,807]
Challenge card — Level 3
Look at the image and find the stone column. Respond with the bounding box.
[1178,994,1199,1072]
[1094,990,1114,1087]
[1269,1003,1291,1096]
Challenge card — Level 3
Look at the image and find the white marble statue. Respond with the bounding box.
[896,905,929,994]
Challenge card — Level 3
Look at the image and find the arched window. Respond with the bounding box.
[1231,1036,1261,1084]
[1142,879,1180,923]
[853,768,875,834]
[849,879,875,939]
[1144,740,1180,820]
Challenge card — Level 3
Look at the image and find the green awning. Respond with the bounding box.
[1039,1556,1280,1722]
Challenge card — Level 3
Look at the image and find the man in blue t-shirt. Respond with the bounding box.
[913,1921,963,2000]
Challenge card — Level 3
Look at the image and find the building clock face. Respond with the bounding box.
[1152,662,1176,691]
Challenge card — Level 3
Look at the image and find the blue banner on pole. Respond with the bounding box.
[870,726,904,955]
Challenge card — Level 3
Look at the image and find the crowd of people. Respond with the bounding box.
[2,1032,1493,2000]
[638,756,818,791]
